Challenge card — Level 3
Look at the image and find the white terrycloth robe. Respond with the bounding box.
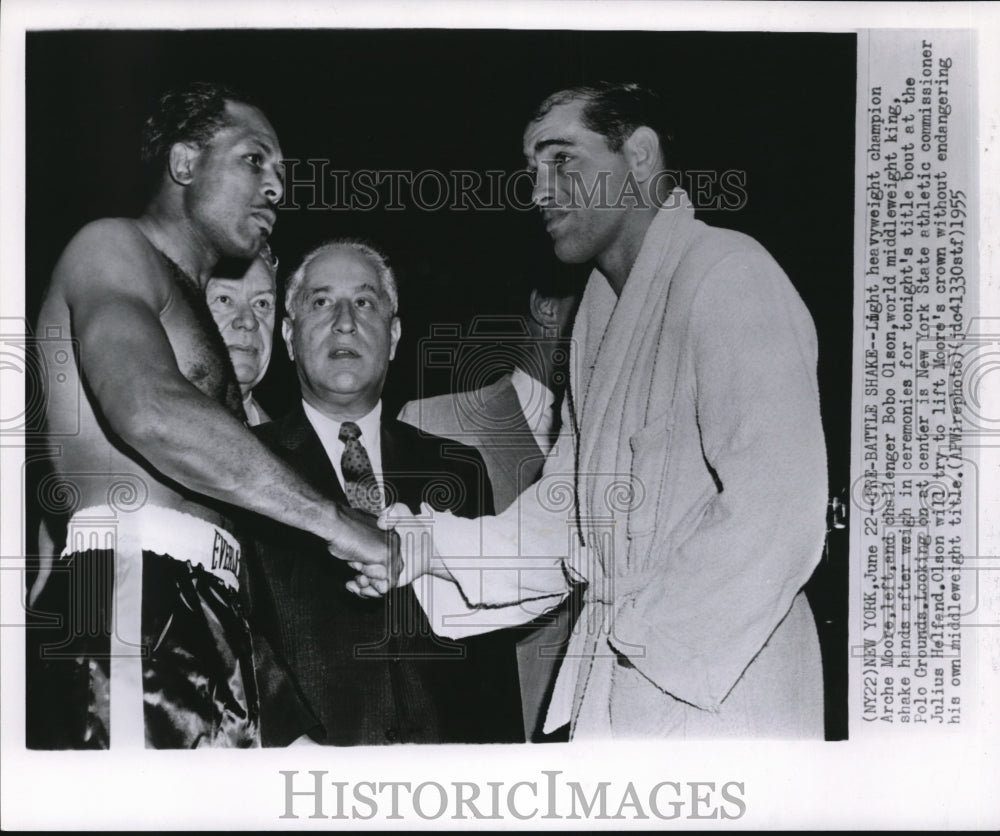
[420,192,828,739]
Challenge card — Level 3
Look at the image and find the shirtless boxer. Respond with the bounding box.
[27,82,395,749]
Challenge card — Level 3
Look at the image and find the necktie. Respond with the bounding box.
[338,421,385,516]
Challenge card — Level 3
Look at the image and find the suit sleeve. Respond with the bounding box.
[239,531,325,745]
[252,629,326,745]
[607,252,828,711]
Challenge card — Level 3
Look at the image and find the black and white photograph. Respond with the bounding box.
[1,1,997,830]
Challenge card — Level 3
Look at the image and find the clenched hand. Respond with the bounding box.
[328,504,402,597]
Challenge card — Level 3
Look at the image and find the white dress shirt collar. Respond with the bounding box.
[301,399,385,501]
[243,393,266,427]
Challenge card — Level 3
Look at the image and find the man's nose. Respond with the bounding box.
[263,163,284,205]
[233,303,259,331]
[531,167,554,208]
[332,301,357,332]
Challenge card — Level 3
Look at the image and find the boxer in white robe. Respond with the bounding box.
[357,82,827,739]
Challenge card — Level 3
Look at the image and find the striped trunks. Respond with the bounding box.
[26,505,260,748]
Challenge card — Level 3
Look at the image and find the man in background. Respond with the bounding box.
[246,238,523,745]
[206,244,280,426]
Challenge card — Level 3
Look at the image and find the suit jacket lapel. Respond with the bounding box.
[380,417,422,511]
[380,418,400,472]
[276,402,348,505]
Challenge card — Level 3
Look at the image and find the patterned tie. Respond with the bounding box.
[338,421,385,516]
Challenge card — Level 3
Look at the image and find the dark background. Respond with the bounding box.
[26,29,855,739]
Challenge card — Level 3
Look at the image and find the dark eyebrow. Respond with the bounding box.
[532,138,574,155]
[243,136,283,163]
[254,138,277,156]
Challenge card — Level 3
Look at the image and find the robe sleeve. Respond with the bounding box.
[407,422,579,636]
[608,250,828,711]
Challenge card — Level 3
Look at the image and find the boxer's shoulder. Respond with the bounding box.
[52,218,172,304]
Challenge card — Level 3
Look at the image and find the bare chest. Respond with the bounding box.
[160,263,244,420]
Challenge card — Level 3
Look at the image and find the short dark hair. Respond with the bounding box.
[140,81,257,187]
[531,81,674,159]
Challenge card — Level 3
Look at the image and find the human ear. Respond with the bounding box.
[281,317,295,362]
[388,317,401,361]
[529,289,562,337]
[167,142,201,186]
[623,126,661,182]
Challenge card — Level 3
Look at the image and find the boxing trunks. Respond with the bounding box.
[26,505,259,748]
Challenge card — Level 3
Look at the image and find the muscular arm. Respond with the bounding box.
[356,423,577,608]
[57,220,387,564]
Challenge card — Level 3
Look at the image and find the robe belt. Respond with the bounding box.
[580,563,662,605]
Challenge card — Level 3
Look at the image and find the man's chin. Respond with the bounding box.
[305,376,381,415]
[230,353,260,374]
[324,371,366,394]
[552,239,591,265]
[222,234,267,261]
[236,376,263,393]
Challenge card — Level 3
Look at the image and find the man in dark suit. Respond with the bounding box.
[397,265,581,742]
[246,238,523,746]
